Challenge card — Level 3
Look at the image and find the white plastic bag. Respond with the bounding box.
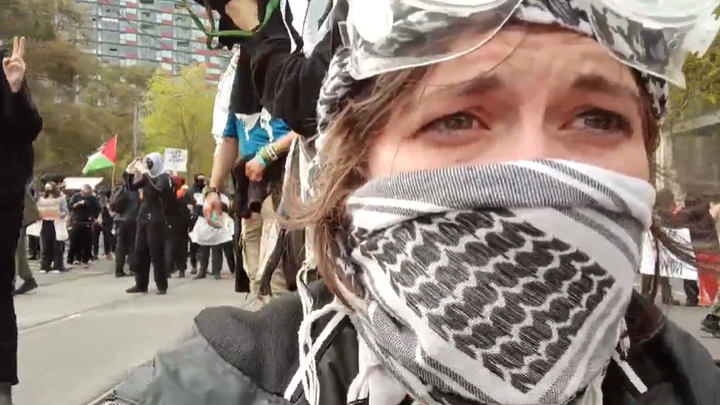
[189,213,234,246]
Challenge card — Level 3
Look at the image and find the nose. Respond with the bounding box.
[474,123,578,164]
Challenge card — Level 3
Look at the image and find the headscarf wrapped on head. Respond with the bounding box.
[145,152,166,178]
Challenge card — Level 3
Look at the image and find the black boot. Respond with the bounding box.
[0,383,13,405]
[125,285,148,294]
[701,314,720,336]
[13,278,38,296]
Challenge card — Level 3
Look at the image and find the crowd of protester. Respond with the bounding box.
[13,171,251,297]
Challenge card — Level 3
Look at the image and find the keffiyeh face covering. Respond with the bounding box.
[294,160,655,405]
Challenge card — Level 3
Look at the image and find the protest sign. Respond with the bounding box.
[164,148,188,172]
[640,228,698,280]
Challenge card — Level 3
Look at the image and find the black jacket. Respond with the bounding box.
[68,193,101,224]
[105,284,720,405]
[231,0,347,137]
[0,47,42,215]
[127,172,175,223]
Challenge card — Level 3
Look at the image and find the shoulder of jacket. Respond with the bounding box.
[111,325,292,405]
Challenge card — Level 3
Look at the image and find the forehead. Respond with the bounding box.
[418,24,640,99]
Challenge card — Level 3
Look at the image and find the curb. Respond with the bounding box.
[84,387,115,405]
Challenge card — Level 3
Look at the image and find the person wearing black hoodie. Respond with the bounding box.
[109,181,140,278]
[0,36,42,405]
[192,0,343,137]
[67,185,101,268]
[124,153,174,295]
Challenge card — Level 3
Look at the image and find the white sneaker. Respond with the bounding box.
[50,270,61,274]
[37,270,47,274]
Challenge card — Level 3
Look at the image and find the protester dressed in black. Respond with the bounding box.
[110,181,139,278]
[165,177,193,278]
[93,190,114,259]
[67,185,101,267]
[125,153,174,295]
[0,37,42,405]
[187,174,206,274]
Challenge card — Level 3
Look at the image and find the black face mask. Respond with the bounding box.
[196,179,206,187]
[146,158,155,171]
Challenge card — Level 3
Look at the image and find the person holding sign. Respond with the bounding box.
[0,36,42,405]
[35,182,68,273]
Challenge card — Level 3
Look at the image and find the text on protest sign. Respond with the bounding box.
[164,148,188,172]
[640,228,698,280]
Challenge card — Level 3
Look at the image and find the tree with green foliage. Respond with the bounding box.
[666,32,720,127]
[141,64,216,176]
[2,0,153,179]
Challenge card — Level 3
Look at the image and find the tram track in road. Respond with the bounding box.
[18,277,196,335]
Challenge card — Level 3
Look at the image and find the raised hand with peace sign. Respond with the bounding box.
[2,36,26,93]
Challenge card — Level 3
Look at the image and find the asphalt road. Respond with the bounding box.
[11,260,720,405]
[12,258,249,405]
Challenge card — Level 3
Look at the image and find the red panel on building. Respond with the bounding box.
[161,20,173,26]
[126,54,138,59]
[161,31,173,38]
[126,13,137,20]
[161,43,173,50]
[162,57,172,63]
[126,27,137,33]
[126,40,137,45]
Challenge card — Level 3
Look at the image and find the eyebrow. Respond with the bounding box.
[568,73,639,101]
[408,71,640,112]
[422,73,506,100]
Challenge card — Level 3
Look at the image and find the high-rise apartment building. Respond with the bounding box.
[76,0,228,82]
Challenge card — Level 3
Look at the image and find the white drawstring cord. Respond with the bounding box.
[612,318,647,394]
[288,265,350,405]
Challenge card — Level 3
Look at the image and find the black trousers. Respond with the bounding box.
[211,241,236,275]
[684,279,700,305]
[134,219,168,291]
[28,235,40,258]
[0,211,22,385]
[40,221,64,271]
[115,220,136,276]
[165,219,189,274]
[189,242,200,269]
[68,223,93,264]
[93,223,114,257]
[197,245,211,273]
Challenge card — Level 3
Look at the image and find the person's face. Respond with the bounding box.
[196,176,206,185]
[81,186,91,196]
[368,24,650,182]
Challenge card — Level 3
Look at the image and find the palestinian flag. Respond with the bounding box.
[82,135,118,175]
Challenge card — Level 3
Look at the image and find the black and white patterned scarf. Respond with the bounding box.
[327,160,654,405]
